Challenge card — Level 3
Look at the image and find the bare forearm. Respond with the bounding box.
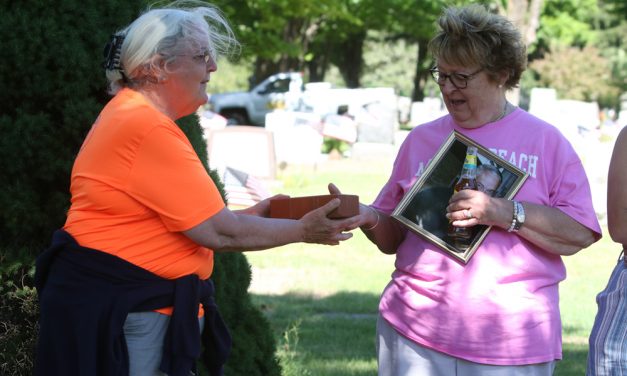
[208,215,304,252]
[608,210,627,245]
[607,127,627,245]
[448,192,598,256]
[507,202,597,256]
[184,203,358,252]
[360,207,404,254]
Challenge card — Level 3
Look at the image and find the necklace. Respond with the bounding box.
[490,101,509,123]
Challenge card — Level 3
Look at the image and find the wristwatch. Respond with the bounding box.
[507,200,525,232]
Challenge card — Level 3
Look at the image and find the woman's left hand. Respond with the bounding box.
[445,190,509,228]
[446,188,598,255]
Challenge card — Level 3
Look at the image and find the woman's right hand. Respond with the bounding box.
[327,183,377,230]
[328,182,403,254]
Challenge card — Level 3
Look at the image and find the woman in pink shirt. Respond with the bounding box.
[334,4,601,375]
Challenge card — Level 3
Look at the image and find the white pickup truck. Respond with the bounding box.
[208,72,400,145]
[208,72,306,126]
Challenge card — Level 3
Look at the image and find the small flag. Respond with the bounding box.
[222,167,271,209]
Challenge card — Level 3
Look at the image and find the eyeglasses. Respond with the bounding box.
[164,51,212,64]
[429,67,483,89]
[191,51,212,64]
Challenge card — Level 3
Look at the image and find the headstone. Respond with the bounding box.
[265,111,323,165]
[410,97,447,127]
[528,88,558,125]
[355,100,397,144]
[206,126,276,179]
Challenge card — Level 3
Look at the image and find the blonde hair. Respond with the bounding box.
[428,4,526,89]
[105,1,239,94]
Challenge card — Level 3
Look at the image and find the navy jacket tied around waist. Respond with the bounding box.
[34,229,231,376]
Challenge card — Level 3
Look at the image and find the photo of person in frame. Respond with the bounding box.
[400,149,505,250]
[476,163,502,197]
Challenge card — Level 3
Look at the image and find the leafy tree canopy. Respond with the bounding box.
[530,45,618,103]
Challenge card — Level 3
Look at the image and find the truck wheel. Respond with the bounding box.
[224,112,248,126]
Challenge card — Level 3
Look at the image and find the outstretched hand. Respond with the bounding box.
[235,194,289,217]
[328,183,403,254]
[299,198,361,245]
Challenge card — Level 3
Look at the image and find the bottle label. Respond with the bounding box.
[463,154,477,169]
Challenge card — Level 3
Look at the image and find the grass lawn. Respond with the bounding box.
[245,154,617,376]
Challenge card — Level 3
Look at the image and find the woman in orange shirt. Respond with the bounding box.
[35,3,361,376]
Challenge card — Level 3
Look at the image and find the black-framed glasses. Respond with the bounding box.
[429,67,483,89]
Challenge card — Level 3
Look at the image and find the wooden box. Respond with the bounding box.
[270,194,359,219]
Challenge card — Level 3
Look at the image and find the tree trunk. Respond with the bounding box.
[505,0,543,47]
[334,31,366,88]
[411,38,430,102]
[251,58,280,88]
[306,52,329,82]
[251,18,320,86]
[501,0,544,106]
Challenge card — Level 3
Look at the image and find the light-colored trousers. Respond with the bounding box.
[124,311,204,376]
[376,314,556,376]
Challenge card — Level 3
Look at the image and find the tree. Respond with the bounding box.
[594,0,627,108]
[309,14,366,88]
[384,0,447,101]
[530,0,597,56]
[528,0,626,109]
[530,45,618,103]
[213,0,347,85]
[497,0,544,48]
[361,32,419,97]
[208,0,625,108]
[211,0,449,93]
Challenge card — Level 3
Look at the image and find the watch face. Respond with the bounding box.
[516,203,525,223]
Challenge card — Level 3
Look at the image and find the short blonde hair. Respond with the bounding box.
[105,1,239,94]
[428,4,526,89]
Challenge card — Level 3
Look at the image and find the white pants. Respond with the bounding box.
[376,315,556,376]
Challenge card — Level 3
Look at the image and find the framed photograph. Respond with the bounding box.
[392,131,529,263]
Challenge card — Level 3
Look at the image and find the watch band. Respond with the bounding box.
[507,200,518,232]
[508,201,525,232]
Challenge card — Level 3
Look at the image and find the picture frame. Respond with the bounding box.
[391,131,529,263]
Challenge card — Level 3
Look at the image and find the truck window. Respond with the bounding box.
[265,78,291,94]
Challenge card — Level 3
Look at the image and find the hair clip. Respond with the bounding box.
[103,33,126,73]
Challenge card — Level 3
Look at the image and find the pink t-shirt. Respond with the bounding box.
[373,108,601,365]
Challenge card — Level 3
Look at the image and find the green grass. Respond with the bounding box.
[246,156,617,376]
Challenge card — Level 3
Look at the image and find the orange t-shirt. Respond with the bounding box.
[64,88,225,314]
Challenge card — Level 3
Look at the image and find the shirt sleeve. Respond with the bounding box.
[549,152,602,237]
[372,136,416,214]
[126,124,225,232]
